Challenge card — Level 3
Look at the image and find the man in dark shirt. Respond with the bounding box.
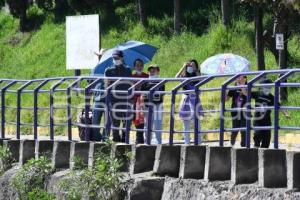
[104,50,132,142]
[251,79,290,148]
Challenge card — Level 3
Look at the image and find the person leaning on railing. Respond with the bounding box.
[104,50,132,142]
[176,60,204,145]
[132,59,149,144]
[141,65,165,144]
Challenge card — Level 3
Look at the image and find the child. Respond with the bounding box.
[252,79,290,148]
[132,59,149,144]
[141,65,165,144]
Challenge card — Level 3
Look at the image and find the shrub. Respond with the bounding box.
[0,145,14,175]
[11,156,55,200]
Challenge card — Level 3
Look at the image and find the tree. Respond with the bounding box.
[254,2,265,71]
[174,0,181,33]
[138,0,147,27]
[6,0,30,32]
[0,0,5,8]
[221,0,231,27]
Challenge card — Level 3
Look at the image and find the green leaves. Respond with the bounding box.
[0,145,14,175]
[11,156,55,200]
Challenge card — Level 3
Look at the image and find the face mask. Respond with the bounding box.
[113,59,123,66]
[186,66,194,74]
[135,70,142,75]
[149,75,158,79]
[262,87,271,95]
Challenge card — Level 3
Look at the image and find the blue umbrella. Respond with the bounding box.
[200,53,250,75]
[93,40,158,75]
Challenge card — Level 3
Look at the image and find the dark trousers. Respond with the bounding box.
[231,118,246,147]
[254,129,271,148]
[110,103,132,142]
[92,101,105,141]
[135,123,145,144]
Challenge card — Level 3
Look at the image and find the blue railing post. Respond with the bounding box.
[246,73,266,148]
[49,78,66,140]
[194,77,214,145]
[66,78,82,141]
[147,80,167,145]
[220,74,241,147]
[104,79,121,141]
[274,70,295,149]
[16,81,33,139]
[126,79,146,144]
[169,79,191,145]
[1,81,17,139]
[33,80,49,140]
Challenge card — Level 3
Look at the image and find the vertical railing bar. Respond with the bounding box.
[104,79,122,141]
[33,80,49,140]
[67,77,83,141]
[1,81,17,139]
[84,77,102,141]
[220,74,241,147]
[126,79,146,144]
[273,69,295,149]
[49,78,66,140]
[169,79,191,145]
[245,72,266,148]
[194,76,214,146]
[16,81,34,139]
[147,79,167,145]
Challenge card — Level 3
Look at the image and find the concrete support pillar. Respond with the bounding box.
[258,149,287,188]
[231,148,258,184]
[111,143,133,172]
[52,141,71,169]
[70,141,90,169]
[179,145,206,179]
[204,146,231,181]
[153,145,181,177]
[19,140,35,165]
[35,140,54,159]
[287,151,300,189]
[130,145,157,174]
[3,139,20,163]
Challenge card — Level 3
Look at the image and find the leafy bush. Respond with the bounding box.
[27,188,55,200]
[0,145,14,175]
[11,156,55,200]
[59,142,129,200]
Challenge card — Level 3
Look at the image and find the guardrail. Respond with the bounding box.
[0,69,300,148]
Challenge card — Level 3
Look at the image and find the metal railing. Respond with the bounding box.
[0,69,300,148]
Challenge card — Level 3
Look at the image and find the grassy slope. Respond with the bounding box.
[0,9,299,136]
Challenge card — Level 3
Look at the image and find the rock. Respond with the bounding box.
[0,166,19,200]
[128,176,164,200]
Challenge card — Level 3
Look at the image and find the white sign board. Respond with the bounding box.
[276,33,284,50]
[66,15,99,70]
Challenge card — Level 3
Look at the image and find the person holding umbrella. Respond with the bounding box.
[176,60,204,144]
[104,50,132,142]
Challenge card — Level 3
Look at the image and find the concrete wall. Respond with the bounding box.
[1,139,299,189]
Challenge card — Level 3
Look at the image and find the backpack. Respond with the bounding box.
[77,109,93,141]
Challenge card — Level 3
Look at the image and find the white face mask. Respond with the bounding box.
[149,75,158,79]
[186,66,194,74]
[135,70,142,75]
[113,59,123,66]
[262,87,271,95]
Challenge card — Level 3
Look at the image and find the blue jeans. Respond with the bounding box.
[183,120,201,145]
[144,103,163,144]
